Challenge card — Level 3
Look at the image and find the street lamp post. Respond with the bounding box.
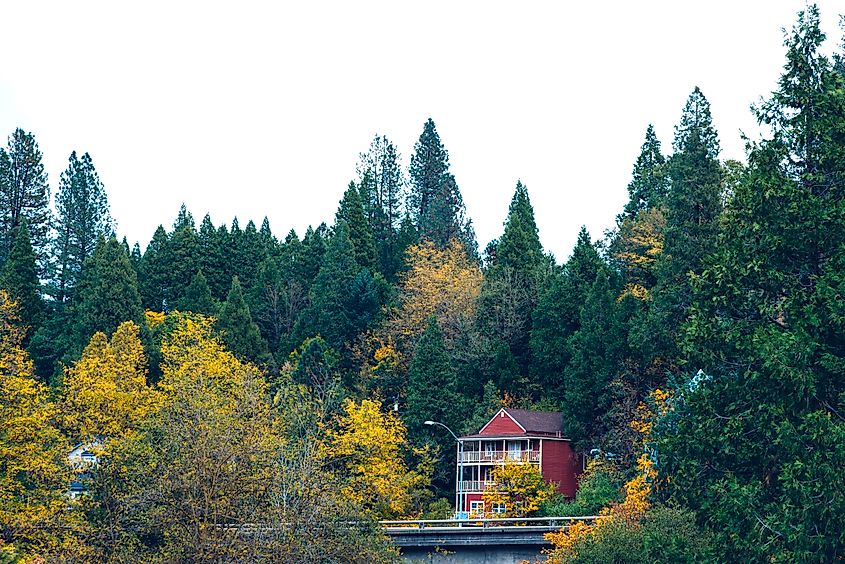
[424,420,464,517]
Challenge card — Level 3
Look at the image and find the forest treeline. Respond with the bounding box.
[2,5,844,562]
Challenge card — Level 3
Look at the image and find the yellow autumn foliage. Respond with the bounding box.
[482,462,556,517]
[386,240,481,355]
[545,389,670,562]
[0,291,87,560]
[61,321,162,443]
[322,398,431,519]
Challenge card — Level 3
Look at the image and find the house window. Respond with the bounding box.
[492,502,506,514]
[469,501,484,516]
[507,440,522,461]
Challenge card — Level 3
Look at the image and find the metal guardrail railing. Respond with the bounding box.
[380,516,600,530]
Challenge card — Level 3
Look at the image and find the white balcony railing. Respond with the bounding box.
[459,480,497,492]
[459,450,540,464]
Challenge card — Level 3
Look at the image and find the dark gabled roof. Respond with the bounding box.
[502,408,564,436]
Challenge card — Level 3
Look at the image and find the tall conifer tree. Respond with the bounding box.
[0,129,51,274]
[51,151,112,303]
[1,220,43,338]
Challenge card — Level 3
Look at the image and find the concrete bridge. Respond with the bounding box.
[381,517,597,564]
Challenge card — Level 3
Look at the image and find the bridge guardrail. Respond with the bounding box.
[380,516,600,530]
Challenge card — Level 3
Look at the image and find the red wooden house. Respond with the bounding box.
[456,408,581,516]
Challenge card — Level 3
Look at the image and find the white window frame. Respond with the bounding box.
[469,500,484,516]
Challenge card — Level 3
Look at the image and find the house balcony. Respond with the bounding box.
[459,450,540,464]
[459,480,497,492]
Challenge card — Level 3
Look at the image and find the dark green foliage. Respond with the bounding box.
[197,214,228,300]
[405,316,461,439]
[530,227,604,403]
[646,87,722,368]
[566,505,714,563]
[496,181,544,273]
[139,226,170,311]
[302,221,361,356]
[660,8,845,561]
[288,336,340,392]
[166,219,199,307]
[217,276,268,364]
[460,380,501,435]
[177,271,216,315]
[51,151,112,303]
[72,236,144,351]
[357,135,405,280]
[409,119,477,256]
[336,182,377,271]
[0,129,51,274]
[620,124,668,221]
[2,221,43,339]
[477,182,547,385]
[563,269,625,446]
[539,462,622,516]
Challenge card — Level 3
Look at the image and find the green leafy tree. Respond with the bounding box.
[405,317,461,440]
[661,7,845,561]
[646,87,722,369]
[301,221,360,355]
[51,151,112,303]
[477,181,547,383]
[0,129,51,274]
[139,225,170,311]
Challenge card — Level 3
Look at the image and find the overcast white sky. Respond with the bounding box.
[1,1,842,261]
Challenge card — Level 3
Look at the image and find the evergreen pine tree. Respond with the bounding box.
[409,119,477,256]
[405,316,461,440]
[303,221,360,354]
[646,87,722,368]
[335,182,376,271]
[51,151,112,303]
[357,134,405,280]
[72,236,144,352]
[217,276,268,364]
[139,226,170,311]
[562,269,625,446]
[177,271,216,315]
[1,220,43,339]
[530,227,604,403]
[0,129,52,274]
[496,181,545,273]
[197,214,227,300]
[619,125,669,221]
[166,218,199,307]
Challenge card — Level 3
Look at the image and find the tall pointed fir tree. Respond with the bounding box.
[530,227,604,404]
[645,87,722,369]
[476,181,546,387]
[1,220,43,340]
[562,268,625,447]
[217,275,269,365]
[140,226,171,311]
[405,316,461,455]
[177,271,216,315]
[72,236,144,354]
[619,124,669,221]
[357,134,405,280]
[660,8,845,560]
[165,216,199,307]
[52,151,112,303]
[0,129,52,274]
[335,182,377,271]
[299,220,361,365]
[409,119,476,256]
